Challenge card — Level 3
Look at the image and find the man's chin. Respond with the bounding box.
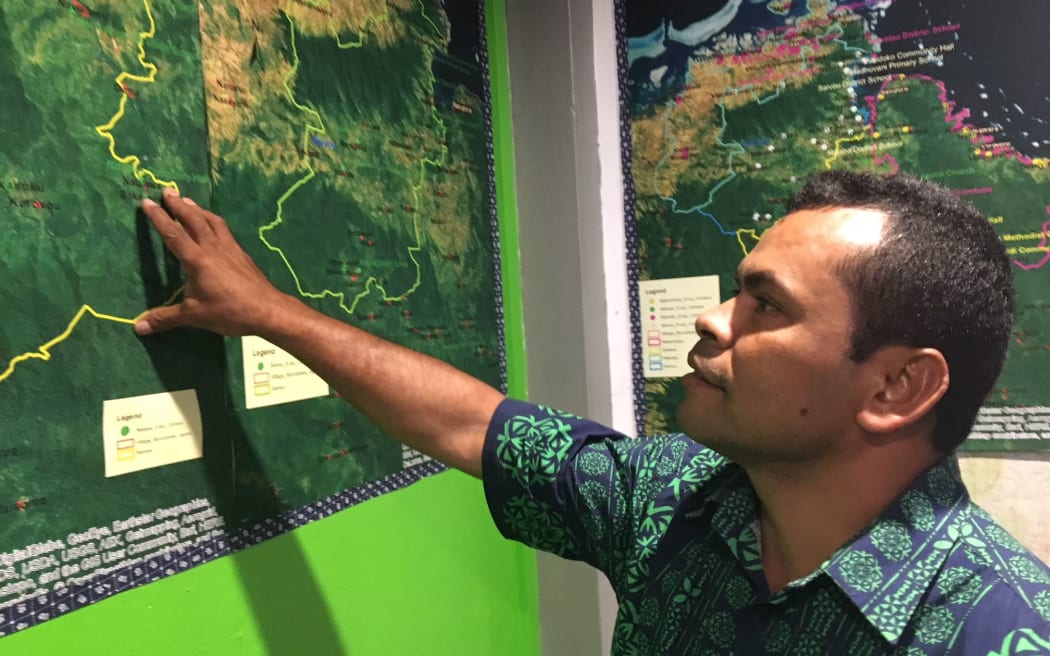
[675,407,728,444]
[675,427,755,463]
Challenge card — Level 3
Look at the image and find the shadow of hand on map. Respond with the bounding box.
[135,208,346,655]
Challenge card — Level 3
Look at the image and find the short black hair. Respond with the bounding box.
[787,170,1015,452]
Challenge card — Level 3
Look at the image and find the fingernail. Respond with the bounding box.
[183,197,197,206]
[162,187,178,197]
[134,319,153,336]
[142,198,157,208]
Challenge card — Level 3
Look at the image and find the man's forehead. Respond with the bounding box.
[766,206,889,249]
[739,207,889,294]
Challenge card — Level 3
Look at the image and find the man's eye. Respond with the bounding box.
[730,287,776,313]
[753,296,776,313]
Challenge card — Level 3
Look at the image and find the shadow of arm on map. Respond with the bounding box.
[136,208,345,654]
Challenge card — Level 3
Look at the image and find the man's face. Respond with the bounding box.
[676,207,888,465]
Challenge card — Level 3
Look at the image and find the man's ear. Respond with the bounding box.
[856,347,949,435]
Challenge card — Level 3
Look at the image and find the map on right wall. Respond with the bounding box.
[620,0,1050,450]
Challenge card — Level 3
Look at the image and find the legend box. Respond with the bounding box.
[638,275,721,378]
[102,389,204,477]
[241,336,329,409]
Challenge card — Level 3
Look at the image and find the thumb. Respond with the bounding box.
[134,303,188,336]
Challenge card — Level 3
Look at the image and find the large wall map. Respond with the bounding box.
[0,0,501,635]
[620,0,1050,451]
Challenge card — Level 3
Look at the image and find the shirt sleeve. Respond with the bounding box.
[481,398,718,595]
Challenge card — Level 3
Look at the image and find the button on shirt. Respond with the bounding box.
[482,400,1050,655]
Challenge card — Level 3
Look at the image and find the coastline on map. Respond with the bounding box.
[872,0,1049,160]
[625,0,1049,159]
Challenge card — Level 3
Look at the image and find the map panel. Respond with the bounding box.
[620,0,1050,450]
[0,0,501,635]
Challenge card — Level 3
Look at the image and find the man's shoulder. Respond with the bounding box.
[486,398,732,487]
[927,503,1050,653]
[824,459,1050,652]
[958,504,1050,611]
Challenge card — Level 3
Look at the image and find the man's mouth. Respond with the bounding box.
[686,355,726,390]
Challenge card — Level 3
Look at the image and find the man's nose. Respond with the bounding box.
[694,297,735,349]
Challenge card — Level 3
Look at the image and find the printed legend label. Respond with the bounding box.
[639,275,721,378]
[241,335,329,409]
[102,390,204,478]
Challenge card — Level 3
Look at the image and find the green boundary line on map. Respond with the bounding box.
[485,0,527,400]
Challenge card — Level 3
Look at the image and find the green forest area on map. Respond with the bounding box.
[631,2,1050,450]
[0,0,499,565]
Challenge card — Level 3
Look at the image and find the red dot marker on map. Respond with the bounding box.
[72,0,90,19]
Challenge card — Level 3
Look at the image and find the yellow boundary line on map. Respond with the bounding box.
[2,0,180,385]
[824,132,866,169]
[94,0,180,193]
[259,3,447,316]
[0,307,137,383]
[735,228,760,257]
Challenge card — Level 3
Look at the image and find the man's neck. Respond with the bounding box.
[746,441,941,593]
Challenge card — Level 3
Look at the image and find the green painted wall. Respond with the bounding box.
[4,1,538,653]
[4,472,540,655]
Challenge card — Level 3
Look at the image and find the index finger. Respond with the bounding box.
[162,188,216,243]
[141,198,200,264]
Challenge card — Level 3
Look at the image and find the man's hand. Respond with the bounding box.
[135,188,502,477]
[136,188,294,337]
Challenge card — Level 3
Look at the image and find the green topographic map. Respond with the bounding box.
[0,0,499,617]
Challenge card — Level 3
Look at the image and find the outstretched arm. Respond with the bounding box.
[136,189,503,477]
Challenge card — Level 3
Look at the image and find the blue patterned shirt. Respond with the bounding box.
[482,400,1050,655]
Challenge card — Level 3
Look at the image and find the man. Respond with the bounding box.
[137,171,1050,654]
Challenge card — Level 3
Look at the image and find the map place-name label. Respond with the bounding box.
[241,335,329,409]
[639,275,721,378]
[102,390,204,478]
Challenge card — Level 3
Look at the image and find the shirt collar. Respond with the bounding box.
[822,454,972,645]
[684,453,974,645]
[686,465,765,573]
